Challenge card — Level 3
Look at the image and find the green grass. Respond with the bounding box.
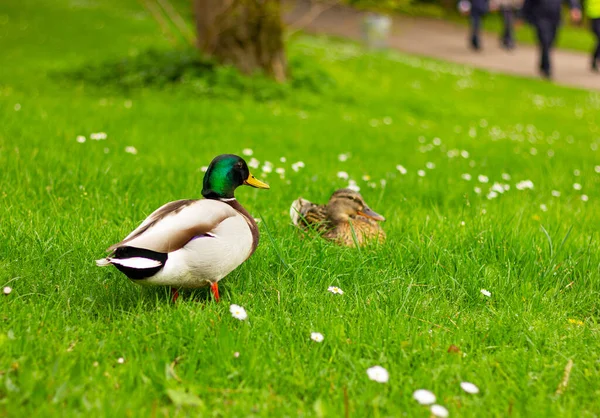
[2,0,600,416]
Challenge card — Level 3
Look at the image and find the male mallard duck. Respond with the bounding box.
[290,188,386,247]
[96,154,269,302]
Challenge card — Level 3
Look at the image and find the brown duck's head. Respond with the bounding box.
[326,189,385,224]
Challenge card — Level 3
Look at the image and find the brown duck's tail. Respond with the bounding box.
[290,198,311,226]
[290,197,328,229]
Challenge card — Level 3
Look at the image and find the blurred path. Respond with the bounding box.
[284,1,600,91]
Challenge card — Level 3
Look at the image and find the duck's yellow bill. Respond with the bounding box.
[244,173,270,189]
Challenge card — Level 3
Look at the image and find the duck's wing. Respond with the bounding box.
[106,199,239,253]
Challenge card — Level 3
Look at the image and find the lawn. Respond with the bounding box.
[1,0,600,416]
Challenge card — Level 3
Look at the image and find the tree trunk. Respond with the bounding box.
[194,0,287,82]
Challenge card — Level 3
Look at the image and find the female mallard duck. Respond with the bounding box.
[290,188,386,247]
[96,154,269,302]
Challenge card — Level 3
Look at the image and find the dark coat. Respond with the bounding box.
[471,0,490,15]
[522,0,580,22]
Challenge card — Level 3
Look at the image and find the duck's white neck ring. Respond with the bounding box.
[219,197,237,202]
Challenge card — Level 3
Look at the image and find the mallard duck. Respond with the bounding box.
[96,154,269,302]
[290,188,386,247]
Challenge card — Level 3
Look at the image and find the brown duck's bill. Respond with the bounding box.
[244,173,270,189]
[358,207,385,222]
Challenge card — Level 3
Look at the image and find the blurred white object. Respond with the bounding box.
[458,0,472,14]
[362,13,391,49]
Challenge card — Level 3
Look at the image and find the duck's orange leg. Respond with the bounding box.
[171,287,179,303]
[210,282,220,302]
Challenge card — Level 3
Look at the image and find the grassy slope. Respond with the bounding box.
[1,0,600,416]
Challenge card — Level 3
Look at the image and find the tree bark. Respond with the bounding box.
[194,0,287,82]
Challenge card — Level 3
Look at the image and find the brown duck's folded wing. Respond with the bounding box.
[107,199,238,253]
[302,205,329,230]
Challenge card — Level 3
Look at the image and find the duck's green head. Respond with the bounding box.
[202,154,269,199]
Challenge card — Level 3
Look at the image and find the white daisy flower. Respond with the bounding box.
[480,289,491,297]
[595,165,600,173]
[279,157,286,163]
[433,137,442,146]
[200,166,208,172]
[14,103,21,111]
[551,190,561,197]
[242,148,253,156]
[383,116,393,125]
[291,161,305,172]
[461,173,472,181]
[261,165,272,174]
[327,286,344,295]
[486,191,498,200]
[248,158,260,169]
[430,404,449,417]
[460,221,466,226]
[581,194,589,202]
[447,149,459,158]
[396,165,407,175]
[573,169,580,176]
[573,183,582,191]
[347,181,360,192]
[380,179,387,188]
[516,180,534,190]
[417,170,426,177]
[338,153,349,162]
[478,175,489,183]
[233,352,240,358]
[491,183,505,194]
[275,167,285,176]
[362,174,371,181]
[310,332,324,343]
[501,173,511,181]
[3,286,12,295]
[474,187,481,194]
[337,171,349,180]
[366,366,389,383]
[426,162,436,169]
[90,132,107,140]
[460,381,480,394]
[76,135,86,143]
[540,204,548,212]
[229,304,248,321]
[117,357,125,364]
[461,150,470,158]
[124,146,138,155]
[413,389,436,405]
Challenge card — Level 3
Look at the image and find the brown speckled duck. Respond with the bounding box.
[290,189,386,247]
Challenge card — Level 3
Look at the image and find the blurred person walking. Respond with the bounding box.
[460,0,490,50]
[588,0,600,71]
[495,0,523,49]
[521,0,582,79]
